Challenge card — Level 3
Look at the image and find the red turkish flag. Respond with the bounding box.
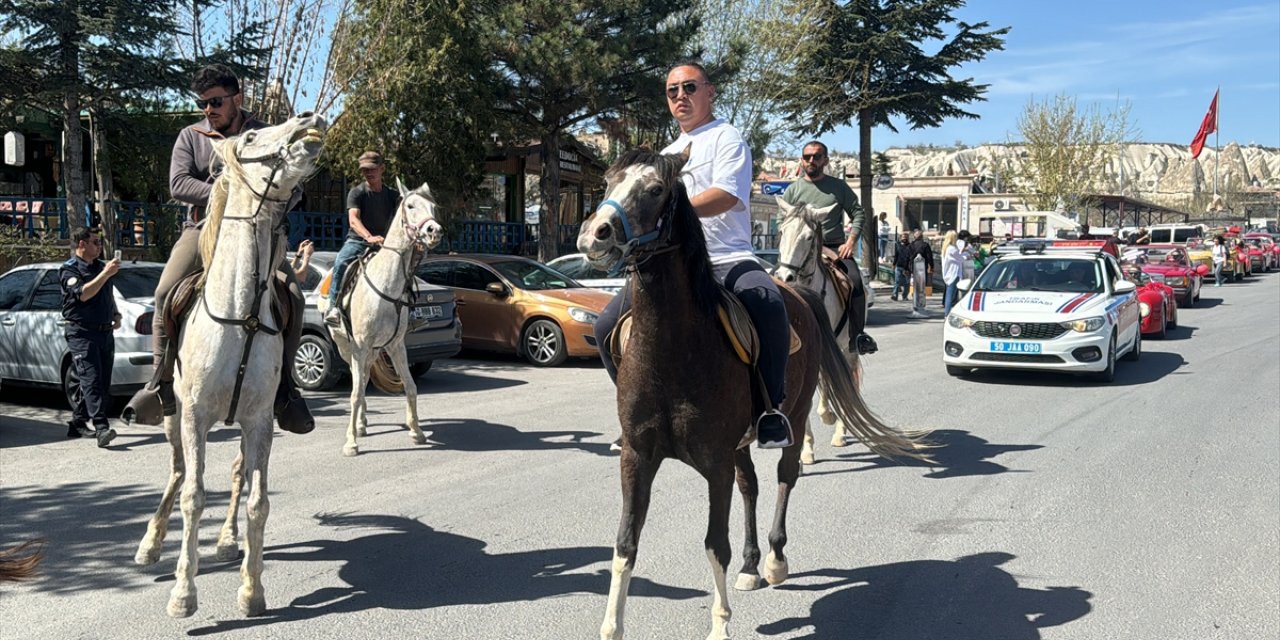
[1189,90,1218,159]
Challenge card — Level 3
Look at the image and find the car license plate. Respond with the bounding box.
[411,305,443,321]
[990,341,1041,354]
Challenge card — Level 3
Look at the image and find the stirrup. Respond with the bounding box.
[755,410,793,449]
[121,381,175,426]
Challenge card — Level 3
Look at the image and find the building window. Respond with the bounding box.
[476,174,511,222]
[902,198,958,234]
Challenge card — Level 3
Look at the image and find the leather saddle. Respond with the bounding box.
[162,269,292,343]
[819,247,854,306]
[607,280,802,370]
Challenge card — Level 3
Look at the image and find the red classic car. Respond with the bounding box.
[1242,234,1278,271]
[1123,264,1177,338]
[1136,244,1207,307]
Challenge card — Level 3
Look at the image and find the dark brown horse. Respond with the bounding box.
[579,148,929,640]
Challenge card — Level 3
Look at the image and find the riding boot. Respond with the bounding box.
[854,333,879,355]
[274,284,314,435]
[121,331,177,426]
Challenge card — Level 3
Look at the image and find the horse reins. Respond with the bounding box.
[341,200,436,350]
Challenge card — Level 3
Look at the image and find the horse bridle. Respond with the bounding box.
[345,197,438,349]
[198,142,298,425]
[777,215,822,281]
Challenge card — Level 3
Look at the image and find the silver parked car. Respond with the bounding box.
[292,251,462,391]
[0,260,162,406]
[545,253,624,294]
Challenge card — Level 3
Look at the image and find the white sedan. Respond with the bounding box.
[545,253,624,295]
[942,249,1141,382]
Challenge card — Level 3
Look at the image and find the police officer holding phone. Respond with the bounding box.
[60,226,121,448]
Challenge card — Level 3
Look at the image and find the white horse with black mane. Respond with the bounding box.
[320,178,442,457]
[134,113,325,617]
[772,197,871,464]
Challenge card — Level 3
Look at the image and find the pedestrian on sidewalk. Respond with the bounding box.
[891,232,911,301]
[941,230,963,313]
[1211,235,1227,286]
[59,227,121,447]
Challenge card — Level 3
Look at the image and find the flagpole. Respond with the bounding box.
[1213,86,1220,199]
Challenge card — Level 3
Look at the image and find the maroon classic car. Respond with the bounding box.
[1123,264,1178,339]
[1137,244,1207,308]
[1242,234,1277,271]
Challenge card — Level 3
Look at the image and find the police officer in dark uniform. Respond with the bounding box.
[60,226,122,448]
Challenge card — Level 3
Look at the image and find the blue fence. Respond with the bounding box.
[2,197,585,258]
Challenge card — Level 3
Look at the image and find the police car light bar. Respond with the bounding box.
[993,239,1116,257]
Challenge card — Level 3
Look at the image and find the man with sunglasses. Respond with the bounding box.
[122,64,314,435]
[780,141,878,356]
[593,60,794,449]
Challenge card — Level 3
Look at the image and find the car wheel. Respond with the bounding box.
[1167,305,1177,328]
[1122,328,1141,362]
[522,318,568,367]
[1180,290,1194,308]
[62,361,83,410]
[409,360,433,377]
[294,333,343,391]
[1154,315,1167,340]
[1091,334,1116,383]
[945,365,969,377]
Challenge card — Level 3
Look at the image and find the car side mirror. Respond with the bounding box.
[485,282,508,297]
[957,278,972,291]
[1114,280,1137,294]
[1195,264,1209,276]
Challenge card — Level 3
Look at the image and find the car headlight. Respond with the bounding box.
[568,307,598,324]
[1060,316,1105,332]
[947,313,976,329]
[1138,302,1150,317]
[1167,276,1188,286]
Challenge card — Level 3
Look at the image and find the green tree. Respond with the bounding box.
[769,0,1008,267]
[1007,94,1138,217]
[480,0,699,261]
[0,0,190,249]
[324,0,498,224]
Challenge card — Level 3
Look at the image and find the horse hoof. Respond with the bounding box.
[356,427,367,437]
[830,436,849,448]
[342,445,359,457]
[764,552,789,586]
[167,594,198,618]
[238,588,266,617]
[800,450,816,465]
[411,433,427,445]
[134,546,161,566]
[215,542,240,562]
[734,572,762,591]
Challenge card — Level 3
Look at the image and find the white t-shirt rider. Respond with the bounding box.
[661,118,755,267]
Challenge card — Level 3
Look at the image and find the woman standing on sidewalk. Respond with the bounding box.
[1211,235,1227,286]
[941,230,963,312]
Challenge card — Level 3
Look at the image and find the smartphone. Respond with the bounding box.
[113,249,122,261]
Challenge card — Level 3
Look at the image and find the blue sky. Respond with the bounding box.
[820,0,1280,153]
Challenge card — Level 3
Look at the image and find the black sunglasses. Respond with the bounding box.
[802,153,826,161]
[666,81,706,100]
[195,92,238,110]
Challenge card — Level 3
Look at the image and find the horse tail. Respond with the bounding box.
[0,538,45,584]
[793,286,933,462]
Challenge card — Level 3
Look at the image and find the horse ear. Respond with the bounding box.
[810,202,839,221]
[775,196,798,217]
[418,181,432,195]
[396,176,407,193]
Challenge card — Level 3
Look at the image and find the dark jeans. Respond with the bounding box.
[594,259,790,408]
[892,267,910,299]
[66,328,114,430]
[330,238,372,306]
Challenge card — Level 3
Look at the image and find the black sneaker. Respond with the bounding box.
[756,410,793,449]
[95,427,117,448]
[855,333,878,355]
[66,422,94,438]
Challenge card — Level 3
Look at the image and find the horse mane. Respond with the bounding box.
[198,138,238,280]
[609,148,719,316]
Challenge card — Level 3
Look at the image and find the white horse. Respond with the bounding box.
[773,198,868,465]
[134,113,325,618]
[320,178,442,457]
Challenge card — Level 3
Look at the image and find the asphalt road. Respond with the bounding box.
[2,273,1277,640]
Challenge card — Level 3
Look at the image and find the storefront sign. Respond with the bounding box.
[4,132,23,167]
[558,149,581,174]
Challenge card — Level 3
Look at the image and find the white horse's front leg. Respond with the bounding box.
[344,350,368,457]
[237,419,273,617]
[216,443,246,561]
[801,419,816,465]
[136,413,184,566]
[167,407,206,618]
[385,345,425,445]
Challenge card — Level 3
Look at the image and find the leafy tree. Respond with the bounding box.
[1006,94,1138,217]
[769,0,1008,267]
[480,0,699,261]
[1,0,190,241]
[324,0,498,224]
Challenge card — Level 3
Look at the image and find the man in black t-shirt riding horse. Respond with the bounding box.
[325,151,400,325]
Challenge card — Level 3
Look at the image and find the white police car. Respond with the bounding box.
[942,240,1141,382]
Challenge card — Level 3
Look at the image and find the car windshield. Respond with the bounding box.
[1145,249,1184,265]
[491,260,580,291]
[973,258,1103,293]
[114,266,164,298]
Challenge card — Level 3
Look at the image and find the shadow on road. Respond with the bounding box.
[418,417,612,457]
[803,429,1041,479]
[1155,323,1198,341]
[186,512,703,636]
[758,553,1092,639]
[0,414,240,450]
[958,350,1187,388]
